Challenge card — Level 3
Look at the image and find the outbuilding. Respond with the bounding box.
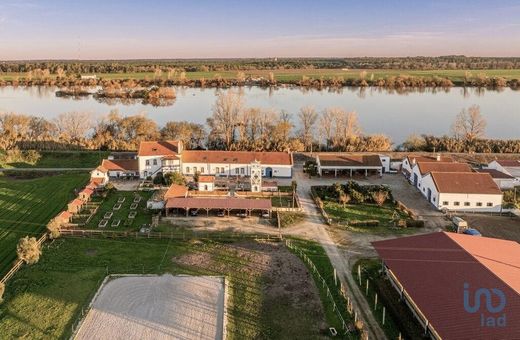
[477,168,519,190]
[316,154,384,177]
[198,175,215,192]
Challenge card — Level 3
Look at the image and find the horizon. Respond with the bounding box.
[1,0,520,59]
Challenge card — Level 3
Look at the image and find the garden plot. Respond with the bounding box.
[75,275,225,340]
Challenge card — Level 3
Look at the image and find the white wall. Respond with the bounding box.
[198,182,214,191]
[138,156,180,178]
[90,169,108,183]
[401,158,414,178]
[494,178,519,190]
[380,155,391,173]
[182,162,292,178]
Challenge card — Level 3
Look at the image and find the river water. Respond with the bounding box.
[0,86,519,145]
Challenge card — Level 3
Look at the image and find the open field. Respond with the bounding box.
[3,68,520,83]
[0,173,88,276]
[0,237,331,339]
[1,151,109,169]
[75,275,225,340]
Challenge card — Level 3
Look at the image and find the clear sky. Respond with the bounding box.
[1,0,520,60]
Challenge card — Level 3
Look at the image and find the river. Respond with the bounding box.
[0,86,519,145]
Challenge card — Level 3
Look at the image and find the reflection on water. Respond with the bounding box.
[0,86,519,144]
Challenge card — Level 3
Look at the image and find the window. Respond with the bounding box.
[240,168,245,175]
[442,201,449,206]
[476,202,483,207]
[145,160,150,166]
[464,202,470,207]
[153,159,157,166]
[487,202,493,207]
[200,167,204,173]
[222,167,225,173]
[454,202,460,206]
[204,185,208,191]
[193,167,197,173]
[186,167,190,173]
[215,167,219,174]
[235,168,239,175]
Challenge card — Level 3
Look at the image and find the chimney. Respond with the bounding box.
[411,158,416,165]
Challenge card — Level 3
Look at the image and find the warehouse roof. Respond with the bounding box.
[318,154,382,167]
[429,172,502,195]
[166,197,271,210]
[373,232,520,340]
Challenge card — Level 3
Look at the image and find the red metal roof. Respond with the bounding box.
[166,197,271,210]
[476,168,515,179]
[372,232,520,340]
[318,154,382,167]
[496,159,520,168]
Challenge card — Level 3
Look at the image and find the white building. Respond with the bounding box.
[138,141,183,179]
[477,169,519,190]
[487,160,520,180]
[420,172,503,212]
[401,154,454,179]
[198,176,215,192]
[411,161,472,190]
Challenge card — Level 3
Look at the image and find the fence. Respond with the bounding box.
[285,239,368,339]
[0,233,47,285]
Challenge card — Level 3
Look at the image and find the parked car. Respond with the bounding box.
[261,211,270,218]
[189,209,199,216]
[217,210,226,217]
[236,211,248,218]
[463,228,482,236]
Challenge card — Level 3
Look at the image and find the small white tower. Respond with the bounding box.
[250,160,262,193]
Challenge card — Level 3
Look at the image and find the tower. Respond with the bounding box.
[250,160,262,193]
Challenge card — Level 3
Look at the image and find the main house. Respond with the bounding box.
[102,140,293,180]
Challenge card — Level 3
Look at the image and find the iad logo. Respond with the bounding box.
[463,283,506,327]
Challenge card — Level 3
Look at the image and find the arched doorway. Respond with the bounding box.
[265,167,273,178]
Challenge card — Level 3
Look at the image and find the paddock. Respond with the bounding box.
[74,275,226,340]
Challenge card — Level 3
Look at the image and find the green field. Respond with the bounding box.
[81,190,154,230]
[3,68,520,83]
[3,151,109,169]
[0,173,88,276]
[0,237,332,339]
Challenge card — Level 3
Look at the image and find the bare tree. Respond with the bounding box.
[47,218,61,239]
[17,236,41,265]
[298,106,318,151]
[54,112,93,145]
[371,191,389,206]
[207,90,244,150]
[451,105,486,142]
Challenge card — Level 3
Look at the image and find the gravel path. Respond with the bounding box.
[75,275,225,340]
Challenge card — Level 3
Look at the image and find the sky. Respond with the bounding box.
[1,0,520,59]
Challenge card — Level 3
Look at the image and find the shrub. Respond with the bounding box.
[46,218,61,239]
[165,171,185,185]
[350,189,365,203]
[349,220,379,227]
[17,236,42,265]
[406,220,425,228]
[371,190,389,206]
[153,172,165,185]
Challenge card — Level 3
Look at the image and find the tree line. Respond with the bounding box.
[3,56,520,74]
[0,91,392,153]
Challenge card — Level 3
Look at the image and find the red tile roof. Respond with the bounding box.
[138,140,180,157]
[373,232,520,340]
[166,197,271,210]
[198,175,215,183]
[101,159,138,172]
[318,154,382,167]
[429,172,502,195]
[57,211,72,220]
[69,198,83,206]
[182,150,292,166]
[477,168,515,179]
[79,188,94,196]
[164,184,188,199]
[416,161,472,175]
[406,155,454,164]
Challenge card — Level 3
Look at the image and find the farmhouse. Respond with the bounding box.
[420,172,502,212]
[477,168,519,190]
[487,159,520,180]
[401,154,453,179]
[134,141,292,179]
[316,154,387,177]
[198,175,215,192]
[372,232,520,340]
[411,161,472,189]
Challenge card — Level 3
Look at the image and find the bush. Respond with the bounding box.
[17,236,42,265]
[405,220,425,228]
[46,218,61,239]
[153,172,165,185]
[164,171,185,185]
[349,220,379,227]
[350,190,365,203]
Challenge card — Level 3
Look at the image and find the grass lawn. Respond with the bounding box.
[271,195,295,208]
[4,151,109,169]
[0,237,331,339]
[352,259,425,340]
[277,211,304,228]
[82,190,154,230]
[3,69,520,83]
[0,173,88,276]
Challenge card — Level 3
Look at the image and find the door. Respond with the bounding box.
[265,167,273,178]
[413,173,418,187]
[427,188,432,202]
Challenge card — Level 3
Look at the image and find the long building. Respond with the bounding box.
[373,232,520,340]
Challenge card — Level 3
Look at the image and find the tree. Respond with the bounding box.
[371,190,389,206]
[161,121,207,149]
[165,171,185,185]
[54,112,93,145]
[338,191,351,207]
[17,236,41,265]
[46,218,61,239]
[298,106,318,151]
[451,105,486,142]
[207,90,244,150]
[401,134,426,151]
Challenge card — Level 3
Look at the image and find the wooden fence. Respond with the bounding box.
[1,233,47,285]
